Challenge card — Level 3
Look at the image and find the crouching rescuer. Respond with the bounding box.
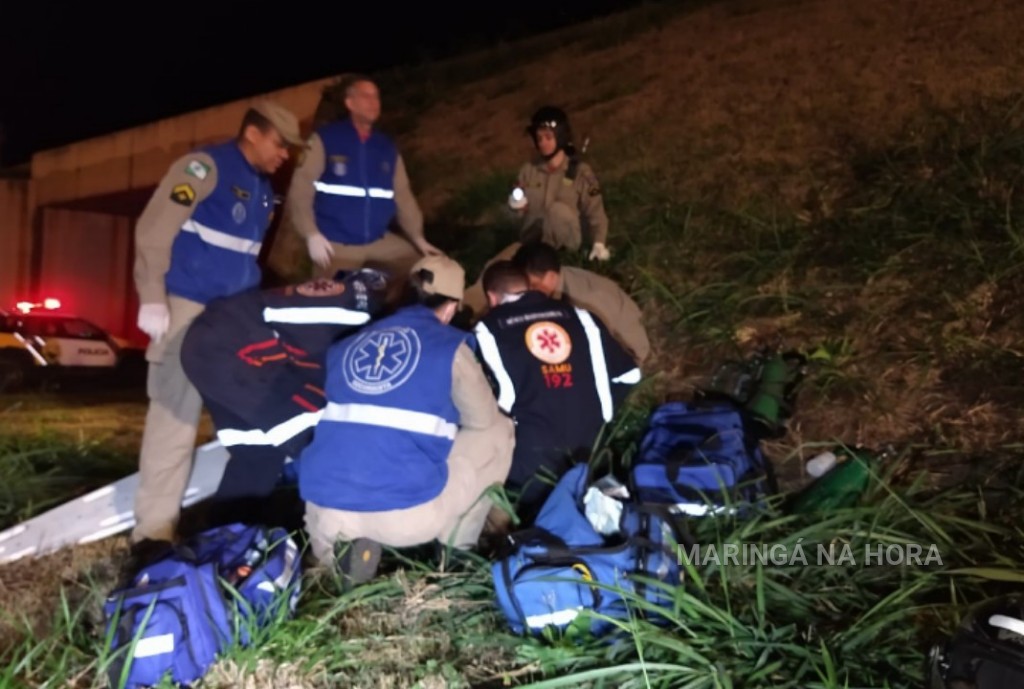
[297,255,515,584]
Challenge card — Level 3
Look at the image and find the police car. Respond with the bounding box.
[0,299,130,391]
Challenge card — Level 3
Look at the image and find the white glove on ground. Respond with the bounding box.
[137,302,170,343]
[588,242,611,261]
[306,232,335,268]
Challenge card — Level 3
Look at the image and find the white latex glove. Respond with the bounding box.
[137,302,170,343]
[306,232,335,268]
[588,242,611,261]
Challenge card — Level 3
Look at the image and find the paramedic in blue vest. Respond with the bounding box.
[473,260,641,525]
[130,100,305,562]
[285,75,442,297]
[298,255,515,584]
[179,268,390,530]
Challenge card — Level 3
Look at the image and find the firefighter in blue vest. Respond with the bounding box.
[285,75,442,296]
[130,100,305,562]
[473,260,641,524]
[179,268,390,530]
[298,255,514,585]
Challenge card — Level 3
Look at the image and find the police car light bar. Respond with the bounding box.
[15,298,61,313]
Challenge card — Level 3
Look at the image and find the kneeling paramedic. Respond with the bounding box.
[473,260,641,524]
[179,269,390,528]
[298,255,515,583]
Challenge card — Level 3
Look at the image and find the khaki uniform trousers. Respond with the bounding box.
[463,202,581,319]
[313,232,422,304]
[304,415,515,567]
[132,295,206,543]
[522,200,582,251]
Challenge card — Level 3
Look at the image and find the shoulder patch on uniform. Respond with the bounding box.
[184,159,210,180]
[170,183,196,207]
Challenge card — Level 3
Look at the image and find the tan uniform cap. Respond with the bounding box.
[250,99,305,147]
[411,255,465,301]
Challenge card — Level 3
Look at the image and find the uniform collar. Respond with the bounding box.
[230,140,261,176]
[498,290,551,310]
[532,155,568,173]
[553,271,566,300]
[345,117,374,143]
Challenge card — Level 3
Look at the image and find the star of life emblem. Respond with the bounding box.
[342,326,422,394]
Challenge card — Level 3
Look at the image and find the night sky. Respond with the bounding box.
[0,1,652,167]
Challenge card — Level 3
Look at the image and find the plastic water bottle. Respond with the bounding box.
[806,451,838,478]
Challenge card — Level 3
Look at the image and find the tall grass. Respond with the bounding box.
[0,434,136,530]
[2,447,1021,687]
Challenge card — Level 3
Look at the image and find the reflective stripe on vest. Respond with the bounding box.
[313,181,395,199]
[320,401,457,440]
[262,306,371,326]
[473,321,516,413]
[217,410,322,447]
[613,368,642,384]
[574,307,613,422]
[181,219,262,255]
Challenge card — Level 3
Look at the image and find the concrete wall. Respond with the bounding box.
[0,178,32,304]
[31,77,338,210]
[36,208,139,344]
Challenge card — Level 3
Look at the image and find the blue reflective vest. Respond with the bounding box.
[312,119,398,245]
[165,140,274,305]
[298,305,469,511]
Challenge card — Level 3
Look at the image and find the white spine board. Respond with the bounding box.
[0,441,230,565]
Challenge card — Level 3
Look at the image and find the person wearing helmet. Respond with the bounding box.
[462,106,612,318]
[514,106,610,259]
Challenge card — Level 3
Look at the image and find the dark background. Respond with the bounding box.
[0,1,654,166]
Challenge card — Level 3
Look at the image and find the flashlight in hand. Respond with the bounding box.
[508,186,528,210]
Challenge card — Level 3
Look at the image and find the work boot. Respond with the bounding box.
[335,538,381,591]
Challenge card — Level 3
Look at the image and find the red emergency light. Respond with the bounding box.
[15,298,62,313]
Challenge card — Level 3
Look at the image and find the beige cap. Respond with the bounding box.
[411,255,465,301]
[250,99,305,147]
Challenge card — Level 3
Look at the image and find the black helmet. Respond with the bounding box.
[927,595,1024,688]
[526,106,575,158]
